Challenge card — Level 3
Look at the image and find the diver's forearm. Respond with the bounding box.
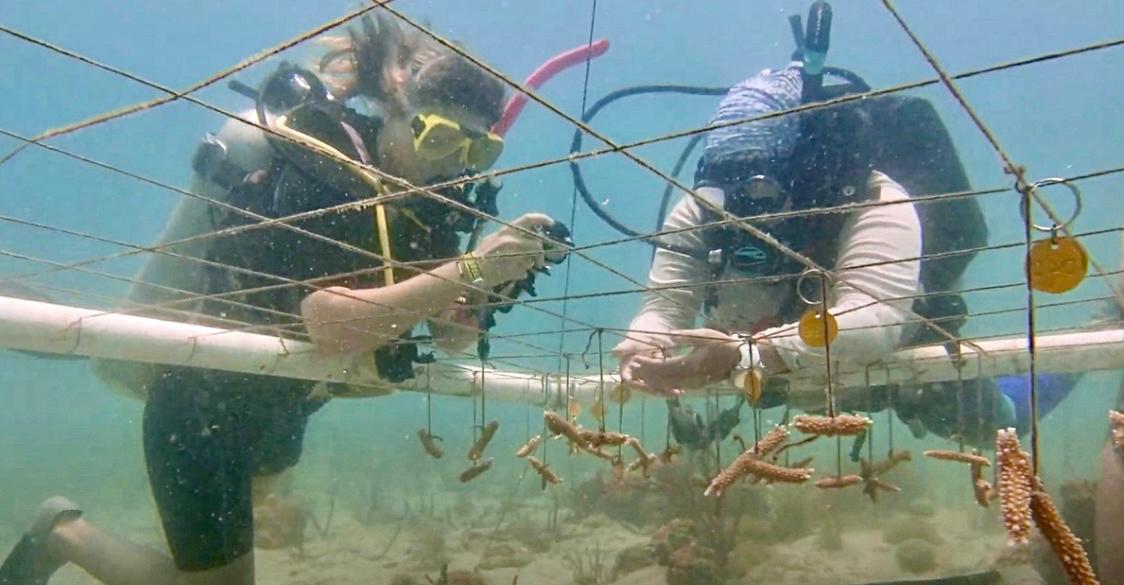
[301,261,469,354]
[429,307,481,354]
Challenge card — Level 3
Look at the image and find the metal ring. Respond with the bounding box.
[796,269,830,306]
[1020,177,1082,233]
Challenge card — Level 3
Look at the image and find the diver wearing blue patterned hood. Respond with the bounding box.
[613,62,1077,445]
[614,62,930,405]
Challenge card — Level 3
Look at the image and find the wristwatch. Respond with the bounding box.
[456,253,486,285]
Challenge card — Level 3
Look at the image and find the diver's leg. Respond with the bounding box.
[134,368,258,584]
[23,369,257,585]
[44,517,253,585]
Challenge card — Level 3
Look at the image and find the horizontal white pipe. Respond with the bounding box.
[0,295,1121,404]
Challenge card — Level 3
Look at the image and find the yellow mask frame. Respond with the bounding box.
[410,112,504,170]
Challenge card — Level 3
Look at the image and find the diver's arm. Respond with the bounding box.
[614,193,714,356]
[756,171,922,369]
[303,213,553,355]
[302,261,480,354]
[427,305,481,354]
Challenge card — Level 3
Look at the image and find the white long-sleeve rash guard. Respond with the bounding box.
[616,170,923,374]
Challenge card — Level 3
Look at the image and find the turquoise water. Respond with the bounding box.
[0,1,1122,584]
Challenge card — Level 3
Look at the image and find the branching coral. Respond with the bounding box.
[996,428,1100,585]
[996,429,1033,545]
[791,414,872,437]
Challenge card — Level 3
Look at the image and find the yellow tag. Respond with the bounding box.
[609,384,632,404]
[798,308,839,347]
[1027,236,1088,294]
[742,367,763,406]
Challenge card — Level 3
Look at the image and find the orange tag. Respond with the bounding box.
[1027,236,1088,294]
[798,308,838,347]
[609,384,632,404]
[742,367,763,406]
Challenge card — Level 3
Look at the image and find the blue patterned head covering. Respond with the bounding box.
[702,64,804,168]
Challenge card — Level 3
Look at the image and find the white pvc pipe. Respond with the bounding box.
[1,295,1121,404]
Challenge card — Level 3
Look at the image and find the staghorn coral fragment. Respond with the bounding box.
[705,450,812,496]
[1030,476,1100,585]
[610,456,626,482]
[417,428,444,459]
[924,449,991,467]
[585,446,618,462]
[792,414,872,437]
[815,474,863,489]
[972,462,995,509]
[970,449,995,508]
[544,411,588,448]
[578,429,631,449]
[754,424,790,457]
[973,479,994,508]
[745,458,813,485]
[467,419,500,461]
[751,456,814,485]
[996,428,1033,545]
[515,434,542,458]
[458,458,494,483]
[625,438,657,478]
[526,456,562,487]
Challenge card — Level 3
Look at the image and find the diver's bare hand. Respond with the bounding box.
[470,213,553,288]
[622,328,740,396]
[614,332,677,393]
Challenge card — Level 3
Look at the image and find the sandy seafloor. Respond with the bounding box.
[3,369,1117,585]
[17,443,1043,585]
[39,492,1011,585]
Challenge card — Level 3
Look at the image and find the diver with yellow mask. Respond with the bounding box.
[0,14,567,585]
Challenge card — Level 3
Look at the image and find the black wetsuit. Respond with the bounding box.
[142,117,396,570]
[143,368,326,569]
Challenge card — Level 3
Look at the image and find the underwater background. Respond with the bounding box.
[1,1,1122,583]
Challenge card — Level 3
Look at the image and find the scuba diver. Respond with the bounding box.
[603,2,1078,449]
[0,13,567,585]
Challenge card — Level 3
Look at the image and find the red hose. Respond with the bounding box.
[492,39,610,137]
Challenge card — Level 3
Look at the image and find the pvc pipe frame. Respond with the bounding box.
[1,294,1121,405]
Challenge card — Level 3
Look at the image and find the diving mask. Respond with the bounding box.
[411,112,504,170]
[732,174,788,216]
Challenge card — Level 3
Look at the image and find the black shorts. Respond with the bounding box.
[142,367,326,571]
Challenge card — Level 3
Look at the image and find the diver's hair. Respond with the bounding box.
[408,54,505,123]
[317,13,505,124]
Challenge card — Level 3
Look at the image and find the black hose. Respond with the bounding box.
[565,68,869,257]
[568,84,729,258]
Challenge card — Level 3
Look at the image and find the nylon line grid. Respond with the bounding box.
[0,1,1120,385]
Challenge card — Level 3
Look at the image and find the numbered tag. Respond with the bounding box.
[798,308,839,347]
[1027,236,1087,294]
[742,366,763,406]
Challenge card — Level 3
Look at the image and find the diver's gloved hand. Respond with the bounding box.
[467,213,558,289]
